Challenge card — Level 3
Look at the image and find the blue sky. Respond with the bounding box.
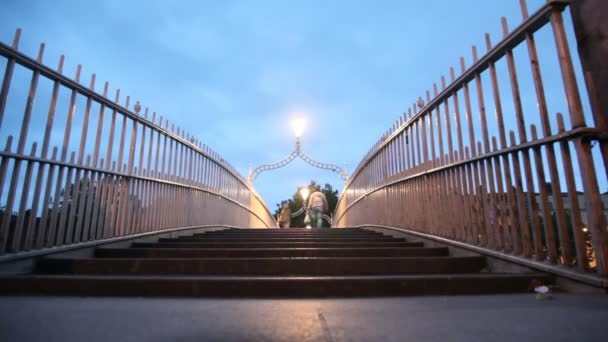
[3,0,596,212]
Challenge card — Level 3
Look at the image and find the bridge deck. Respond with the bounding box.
[1,294,606,341]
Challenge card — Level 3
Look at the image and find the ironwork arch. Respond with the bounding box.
[248,137,348,184]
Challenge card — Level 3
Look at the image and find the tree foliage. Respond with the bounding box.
[274,180,339,228]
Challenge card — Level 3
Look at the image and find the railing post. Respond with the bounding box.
[569,0,608,181]
[550,5,608,275]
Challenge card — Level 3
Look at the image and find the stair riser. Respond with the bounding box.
[203,234,380,237]
[95,247,450,258]
[0,276,545,297]
[202,230,384,236]
[223,229,365,231]
[36,257,486,275]
[131,242,425,248]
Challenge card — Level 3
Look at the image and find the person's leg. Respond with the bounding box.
[284,221,290,228]
[315,209,323,228]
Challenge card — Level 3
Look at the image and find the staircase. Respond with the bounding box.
[0,228,548,297]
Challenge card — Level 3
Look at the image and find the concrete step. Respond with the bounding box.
[194,233,384,238]
[131,241,425,248]
[199,230,382,235]
[163,237,405,243]
[0,273,550,297]
[35,256,486,275]
[95,247,450,258]
[221,228,367,232]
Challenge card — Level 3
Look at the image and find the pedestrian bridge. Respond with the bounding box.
[0,0,606,299]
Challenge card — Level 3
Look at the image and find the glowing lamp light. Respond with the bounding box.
[291,116,306,138]
[299,187,310,201]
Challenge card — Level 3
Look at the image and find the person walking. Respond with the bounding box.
[307,185,328,228]
[278,202,292,228]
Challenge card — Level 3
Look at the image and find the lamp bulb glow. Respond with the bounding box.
[299,187,310,200]
[291,116,306,138]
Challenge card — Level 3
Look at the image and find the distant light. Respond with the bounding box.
[300,187,310,201]
[291,116,306,138]
[582,227,588,233]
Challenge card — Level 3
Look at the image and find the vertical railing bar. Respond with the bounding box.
[450,67,465,160]
[476,141,490,247]
[556,113,587,270]
[0,138,13,219]
[155,116,163,177]
[530,125,558,263]
[113,93,129,238]
[515,13,573,265]
[92,82,109,168]
[433,84,445,166]
[82,156,97,241]
[74,155,92,243]
[441,76,454,165]
[40,147,58,247]
[146,112,155,176]
[91,162,106,240]
[70,74,96,244]
[57,152,76,245]
[472,46,499,250]
[509,132,529,257]
[167,125,174,181]
[104,162,118,238]
[50,63,82,247]
[116,97,129,174]
[503,13,539,258]
[77,74,95,164]
[550,6,608,274]
[105,89,120,170]
[485,32,517,253]
[461,57,477,157]
[421,111,429,171]
[13,143,37,251]
[0,28,21,131]
[16,43,44,155]
[137,107,148,177]
[415,119,422,174]
[1,43,42,252]
[141,175,151,232]
[464,147,477,244]
[491,138,507,251]
[397,117,405,176]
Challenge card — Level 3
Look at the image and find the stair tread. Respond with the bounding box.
[46,255,475,261]
[1,273,547,280]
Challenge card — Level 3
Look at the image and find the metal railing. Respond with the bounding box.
[334,0,608,280]
[0,30,276,257]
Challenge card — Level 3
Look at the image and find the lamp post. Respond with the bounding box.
[299,186,311,229]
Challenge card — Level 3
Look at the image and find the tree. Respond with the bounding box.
[274,180,339,228]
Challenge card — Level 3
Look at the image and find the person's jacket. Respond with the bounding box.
[307,191,328,212]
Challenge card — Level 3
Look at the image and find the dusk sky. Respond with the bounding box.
[2,0,591,212]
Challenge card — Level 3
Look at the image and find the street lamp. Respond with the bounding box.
[299,187,310,201]
[291,116,306,153]
[299,187,311,228]
[291,116,306,138]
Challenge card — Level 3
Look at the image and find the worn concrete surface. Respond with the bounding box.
[1,294,607,341]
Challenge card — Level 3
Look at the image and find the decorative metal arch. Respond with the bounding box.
[248,138,348,184]
[290,205,332,225]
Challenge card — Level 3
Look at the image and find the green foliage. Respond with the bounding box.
[274,180,339,228]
